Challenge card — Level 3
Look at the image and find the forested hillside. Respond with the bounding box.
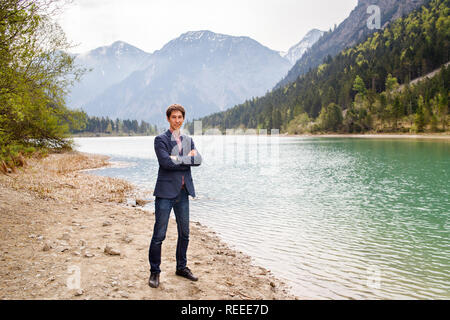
[188,0,449,134]
[276,0,427,89]
[69,113,159,137]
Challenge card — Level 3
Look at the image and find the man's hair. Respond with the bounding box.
[166,104,185,119]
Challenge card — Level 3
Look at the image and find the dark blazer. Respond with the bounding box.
[153,129,202,199]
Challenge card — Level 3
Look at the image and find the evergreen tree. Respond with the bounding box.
[318,103,343,132]
[415,96,426,132]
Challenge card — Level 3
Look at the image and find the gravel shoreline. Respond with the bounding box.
[0,150,296,300]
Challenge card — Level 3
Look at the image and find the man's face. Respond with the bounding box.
[167,110,184,131]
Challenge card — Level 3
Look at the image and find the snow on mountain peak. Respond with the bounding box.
[284,29,324,65]
[179,30,231,42]
[80,41,148,60]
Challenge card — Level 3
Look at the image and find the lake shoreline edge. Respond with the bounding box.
[69,132,450,140]
[282,133,450,139]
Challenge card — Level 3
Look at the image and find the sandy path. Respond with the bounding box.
[0,150,296,300]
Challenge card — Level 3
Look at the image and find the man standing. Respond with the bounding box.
[148,104,202,288]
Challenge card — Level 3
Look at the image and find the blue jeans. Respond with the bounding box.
[148,187,189,274]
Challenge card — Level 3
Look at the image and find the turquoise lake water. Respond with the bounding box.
[73,135,450,299]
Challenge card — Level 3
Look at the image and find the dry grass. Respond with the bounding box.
[39,151,110,174]
[0,150,137,204]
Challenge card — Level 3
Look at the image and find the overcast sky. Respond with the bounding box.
[57,0,358,54]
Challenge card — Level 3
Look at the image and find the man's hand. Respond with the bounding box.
[187,150,197,156]
[169,150,196,163]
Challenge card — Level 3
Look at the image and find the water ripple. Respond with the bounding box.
[75,136,450,299]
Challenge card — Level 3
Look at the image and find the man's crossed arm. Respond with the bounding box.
[154,135,202,171]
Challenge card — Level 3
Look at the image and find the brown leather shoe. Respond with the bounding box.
[175,267,198,281]
[148,272,160,288]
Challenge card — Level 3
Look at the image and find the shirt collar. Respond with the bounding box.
[167,128,182,140]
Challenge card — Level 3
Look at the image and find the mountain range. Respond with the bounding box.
[67,30,323,126]
[69,41,151,109]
